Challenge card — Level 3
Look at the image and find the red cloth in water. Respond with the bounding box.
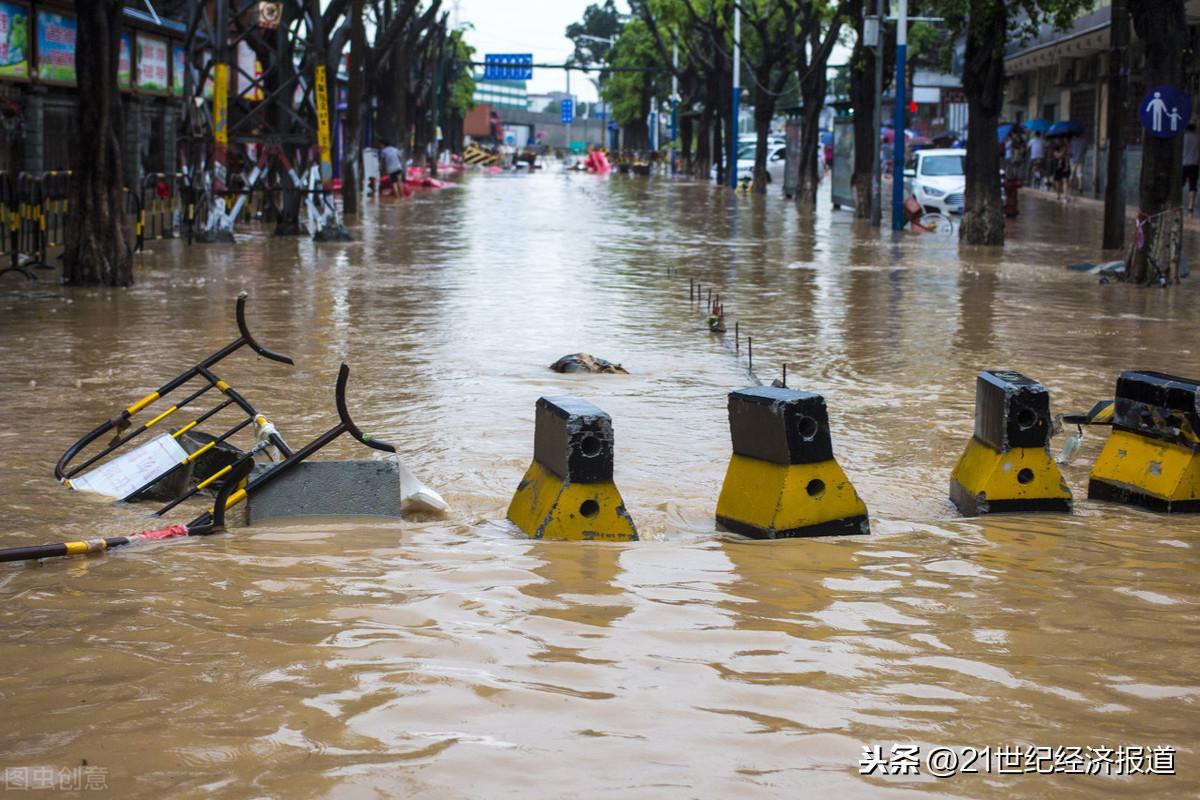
[134,524,189,542]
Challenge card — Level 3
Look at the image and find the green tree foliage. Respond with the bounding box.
[600,18,669,131]
[447,31,476,119]
[567,0,624,68]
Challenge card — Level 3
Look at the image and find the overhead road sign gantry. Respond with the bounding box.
[484,54,533,81]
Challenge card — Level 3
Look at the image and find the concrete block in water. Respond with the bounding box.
[1089,370,1200,512]
[716,387,869,538]
[506,396,638,541]
[949,370,1071,516]
[247,460,403,523]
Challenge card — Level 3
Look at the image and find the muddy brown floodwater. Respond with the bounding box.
[2,173,1199,799]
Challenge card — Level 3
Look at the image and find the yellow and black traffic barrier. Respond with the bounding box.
[715,386,869,538]
[55,293,295,513]
[463,143,500,167]
[506,396,638,542]
[1088,370,1200,512]
[2,363,397,565]
[949,370,1071,515]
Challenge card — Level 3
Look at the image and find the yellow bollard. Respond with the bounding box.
[506,396,638,542]
[949,370,1072,515]
[715,387,869,538]
[1088,371,1200,512]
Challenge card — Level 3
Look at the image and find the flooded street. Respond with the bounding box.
[2,172,1200,798]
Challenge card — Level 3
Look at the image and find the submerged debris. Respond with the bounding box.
[549,353,628,374]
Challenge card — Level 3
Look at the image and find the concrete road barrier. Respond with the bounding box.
[247,460,404,523]
[1088,371,1200,512]
[715,386,869,538]
[506,396,638,542]
[949,370,1072,515]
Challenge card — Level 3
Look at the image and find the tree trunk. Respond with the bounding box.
[849,23,875,217]
[63,0,132,286]
[796,102,822,205]
[1101,0,1129,250]
[681,111,694,173]
[751,94,775,194]
[959,0,1006,246]
[1126,0,1187,283]
[340,0,365,216]
[695,107,711,179]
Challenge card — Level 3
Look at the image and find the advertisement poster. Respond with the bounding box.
[0,2,29,80]
[136,33,168,93]
[171,42,185,96]
[117,31,131,89]
[35,10,74,84]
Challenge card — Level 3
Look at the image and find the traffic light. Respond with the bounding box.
[908,100,918,114]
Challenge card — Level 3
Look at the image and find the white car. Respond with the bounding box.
[712,143,788,184]
[904,148,965,215]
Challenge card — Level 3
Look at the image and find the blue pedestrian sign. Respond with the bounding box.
[483,53,533,81]
[1139,85,1193,139]
[560,98,574,125]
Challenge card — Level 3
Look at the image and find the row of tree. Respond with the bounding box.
[68,0,474,285]
[569,0,1189,255]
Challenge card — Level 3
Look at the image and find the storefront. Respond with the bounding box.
[0,2,186,180]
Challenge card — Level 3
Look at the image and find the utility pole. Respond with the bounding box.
[729,4,740,189]
[650,95,657,150]
[671,42,679,176]
[871,0,884,227]
[890,0,907,230]
[1102,0,1127,250]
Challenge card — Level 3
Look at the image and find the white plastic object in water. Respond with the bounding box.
[396,458,449,513]
[1056,430,1083,466]
[69,434,189,498]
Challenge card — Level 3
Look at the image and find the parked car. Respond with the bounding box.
[903,148,965,215]
[711,143,788,184]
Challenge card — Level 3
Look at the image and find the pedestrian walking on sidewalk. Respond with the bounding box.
[1029,132,1045,188]
[1184,122,1199,215]
[1069,135,1087,197]
[1052,141,1070,203]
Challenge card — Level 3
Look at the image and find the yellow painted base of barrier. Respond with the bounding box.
[1088,429,1200,512]
[949,438,1071,515]
[506,461,638,542]
[715,454,869,538]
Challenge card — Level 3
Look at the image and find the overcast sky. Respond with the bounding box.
[457,0,630,101]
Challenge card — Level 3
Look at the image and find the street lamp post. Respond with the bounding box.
[671,42,679,176]
[729,5,740,189]
[871,0,883,227]
[891,0,908,230]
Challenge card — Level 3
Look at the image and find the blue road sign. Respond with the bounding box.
[560,98,574,125]
[483,53,533,81]
[1139,85,1193,139]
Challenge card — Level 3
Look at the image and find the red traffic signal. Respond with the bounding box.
[908,100,918,114]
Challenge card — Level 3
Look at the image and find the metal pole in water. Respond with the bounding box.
[890,0,908,231]
[729,5,741,189]
[871,0,884,227]
[671,43,679,177]
[748,337,752,373]
[736,322,739,351]
[782,363,787,387]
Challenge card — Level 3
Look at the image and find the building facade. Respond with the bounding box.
[1004,1,1200,202]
